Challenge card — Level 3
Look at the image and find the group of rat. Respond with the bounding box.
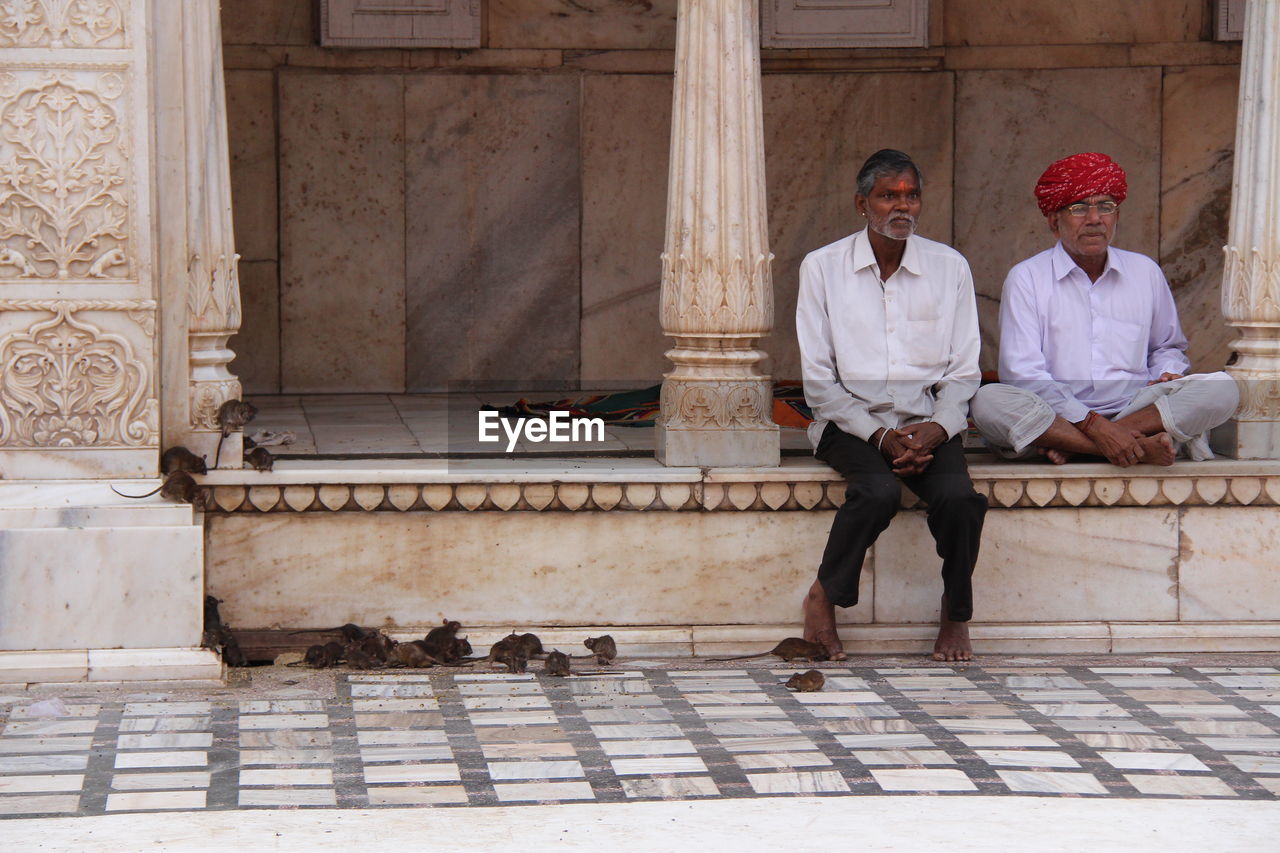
[293,622,829,691]
[292,620,618,679]
[112,399,264,504]
[135,401,829,689]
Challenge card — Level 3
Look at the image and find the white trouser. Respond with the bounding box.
[970,372,1240,461]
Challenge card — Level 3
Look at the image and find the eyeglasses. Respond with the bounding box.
[1064,200,1118,217]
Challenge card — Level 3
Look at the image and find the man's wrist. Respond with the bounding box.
[1074,411,1101,433]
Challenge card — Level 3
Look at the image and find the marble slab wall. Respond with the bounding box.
[942,0,1205,46]
[221,0,315,46]
[207,511,861,629]
[1161,65,1240,374]
[581,75,671,385]
[404,74,581,391]
[224,30,1241,396]
[954,68,1162,372]
[0,526,204,650]
[762,72,955,382]
[580,71,955,386]
[1180,507,1280,620]
[875,508,1180,623]
[279,72,406,393]
[226,70,280,393]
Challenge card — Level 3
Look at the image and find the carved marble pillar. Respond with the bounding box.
[1220,0,1280,459]
[180,0,242,466]
[0,0,159,478]
[656,0,779,467]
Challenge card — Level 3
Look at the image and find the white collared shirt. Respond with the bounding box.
[797,229,981,449]
[998,242,1190,421]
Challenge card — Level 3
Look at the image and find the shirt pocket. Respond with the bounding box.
[1096,317,1147,374]
[904,318,948,367]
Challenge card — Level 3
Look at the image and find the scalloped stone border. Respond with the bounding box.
[202,474,1280,513]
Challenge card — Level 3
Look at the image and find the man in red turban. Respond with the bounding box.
[970,153,1238,466]
[1033,151,1129,218]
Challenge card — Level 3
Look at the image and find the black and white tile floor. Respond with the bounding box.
[3,662,1280,818]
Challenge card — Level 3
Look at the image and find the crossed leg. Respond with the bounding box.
[1032,411,1175,466]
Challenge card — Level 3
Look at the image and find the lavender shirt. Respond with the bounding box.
[997,242,1191,421]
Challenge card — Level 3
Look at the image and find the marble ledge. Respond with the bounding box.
[203,457,704,484]
[688,622,1280,657]
[0,483,198,528]
[199,459,1280,513]
[0,649,223,685]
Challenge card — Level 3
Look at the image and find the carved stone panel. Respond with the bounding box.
[0,301,157,449]
[0,67,134,282]
[319,0,480,48]
[0,0,129,48]
[762,0,929,48]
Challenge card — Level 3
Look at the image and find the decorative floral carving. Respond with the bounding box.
[190,377,240,432]
[0,71,130,280]
[660,252,774,335]
[660,379,772,430]
[1235,377,1280,421]
[1223,246,1280,324]
[188,251,242,331]
[0,0,126,48]
[0,304,155,447]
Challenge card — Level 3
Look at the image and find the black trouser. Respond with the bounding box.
[815,423,987,622]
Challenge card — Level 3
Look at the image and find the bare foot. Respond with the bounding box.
[932,596,972,662]
[802,579,847,661]
[1038,447,1072,465]
[1136,432,1175,466]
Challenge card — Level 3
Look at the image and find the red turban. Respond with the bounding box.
[1034,152,1128,216]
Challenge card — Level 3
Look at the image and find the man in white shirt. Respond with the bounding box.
[798,149,986,662]
[971,152,1238,466]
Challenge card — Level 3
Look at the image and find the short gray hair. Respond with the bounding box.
[856,149,923,198]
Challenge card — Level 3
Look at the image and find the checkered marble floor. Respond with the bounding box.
[3,662,1280,817]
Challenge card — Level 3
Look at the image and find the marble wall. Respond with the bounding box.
[955,68,1162,371]
[404,75,581,390]
[222,2,1242,393]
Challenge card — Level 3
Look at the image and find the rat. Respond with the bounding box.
[544,650,571,677]
[162,446,207,475]
[111,470,205,505]
[213,399,258,468]
[201,595,247,667]
[421,620,466,662]
[785,669,826,692]
[582,635,617,665]
[297,642,343,669]
[711,638,829,663]
[492,646,528,674]
[485,634,529,673]
[245,447,273,472]
[390,642,439,668]
[357,632,395,664]
[344,645,378,670]
[515,632,544,659]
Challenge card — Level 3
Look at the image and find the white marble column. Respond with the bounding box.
[177,0,242,466]
[655,0,779,468]
[1220,0,1280,459]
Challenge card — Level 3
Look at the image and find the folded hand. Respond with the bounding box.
[1081,416,1144,467]
[881,423,946,477]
